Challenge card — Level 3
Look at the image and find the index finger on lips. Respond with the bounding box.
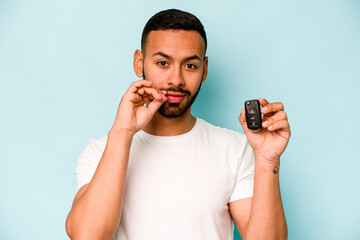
[137,87,166,101]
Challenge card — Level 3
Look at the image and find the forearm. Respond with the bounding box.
[246,156,287,240]
[66,130,133,240]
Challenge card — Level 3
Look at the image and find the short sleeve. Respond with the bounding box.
[228,141,255,202]
[74,137,106,191]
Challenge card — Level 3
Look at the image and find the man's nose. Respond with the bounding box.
[167,66,185,87]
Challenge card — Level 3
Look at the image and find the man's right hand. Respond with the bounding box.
[111,80,167,135]
[67,80,164,240]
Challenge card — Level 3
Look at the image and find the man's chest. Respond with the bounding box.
[124,142,236,218]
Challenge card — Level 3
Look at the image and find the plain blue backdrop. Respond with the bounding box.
[1,0,359,239]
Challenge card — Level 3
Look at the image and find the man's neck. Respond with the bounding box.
[143,109,196,136]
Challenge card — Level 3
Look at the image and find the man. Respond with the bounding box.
[66,9,290,240]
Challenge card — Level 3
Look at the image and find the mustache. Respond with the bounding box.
[160,87,191,95]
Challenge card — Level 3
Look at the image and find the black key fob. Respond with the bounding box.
[245,100,262,131]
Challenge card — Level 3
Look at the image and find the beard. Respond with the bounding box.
[143,71,203,118]
[158,82,202,118]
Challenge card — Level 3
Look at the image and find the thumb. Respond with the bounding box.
[147,99,166,115]
[238,108,250,134]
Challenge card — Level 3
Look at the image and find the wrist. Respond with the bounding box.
[108,127,135,140]
[254,154,280,168]
[254,156,281,176]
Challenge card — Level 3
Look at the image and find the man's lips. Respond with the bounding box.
[165,91,185,103]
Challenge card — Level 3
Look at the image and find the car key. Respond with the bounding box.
[245,100,262,131]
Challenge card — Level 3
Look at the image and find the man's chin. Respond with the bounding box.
[157,103,188,118]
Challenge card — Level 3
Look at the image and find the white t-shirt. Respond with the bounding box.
[75,118,254,240]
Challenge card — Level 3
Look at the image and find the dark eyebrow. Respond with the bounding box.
[152,52,201,62]
[184,55,201,62]
[152,51,173,60]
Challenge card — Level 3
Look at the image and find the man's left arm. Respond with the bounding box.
[229,98,290,240]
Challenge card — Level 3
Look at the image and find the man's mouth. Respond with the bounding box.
[166,91,185,103]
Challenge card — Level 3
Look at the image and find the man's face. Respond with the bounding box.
[138,30,208,118]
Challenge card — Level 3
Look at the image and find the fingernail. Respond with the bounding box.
[268,125,273,130]
[262,107,268,113]
[263,121,268,127]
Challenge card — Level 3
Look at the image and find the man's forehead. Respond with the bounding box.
[144,30,206,58]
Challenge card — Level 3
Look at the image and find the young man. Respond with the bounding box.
[66,9,290,240]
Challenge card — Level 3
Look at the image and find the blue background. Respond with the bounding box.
[1,0,359,239]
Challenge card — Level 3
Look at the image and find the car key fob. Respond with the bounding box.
[245,100,262,131]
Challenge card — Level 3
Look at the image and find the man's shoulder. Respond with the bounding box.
[84,136,107,152]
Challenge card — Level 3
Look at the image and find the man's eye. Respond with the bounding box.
[158,61,168,66]
[186,64,197,69]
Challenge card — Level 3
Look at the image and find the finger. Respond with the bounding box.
[261,102,284,115]
[143,96,151,105]
[137,87,165,101]
[262,111,287,128]
[258,98,272,118]
[267,119,290,132]
[147,98,167,114]
[238,108,250,134]
[126,80,153,94]
[127,87,166,105]
[258,97,269,107]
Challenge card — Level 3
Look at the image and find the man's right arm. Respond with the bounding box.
[65,80,168,240]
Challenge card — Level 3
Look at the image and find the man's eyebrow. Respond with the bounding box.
[152,51,173,60]
[184,55,201,61]
[152,52,202,62]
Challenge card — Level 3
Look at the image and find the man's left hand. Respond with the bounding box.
[239,98,291,165]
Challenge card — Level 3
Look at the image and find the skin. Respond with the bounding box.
[134,30,208,135]
[65,29,290,240]
[232,99,290,239]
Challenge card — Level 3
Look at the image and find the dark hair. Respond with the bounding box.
[141,9,207,54]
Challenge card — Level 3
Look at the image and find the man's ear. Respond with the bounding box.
[201,56,209,82]
[133,49,144,78]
